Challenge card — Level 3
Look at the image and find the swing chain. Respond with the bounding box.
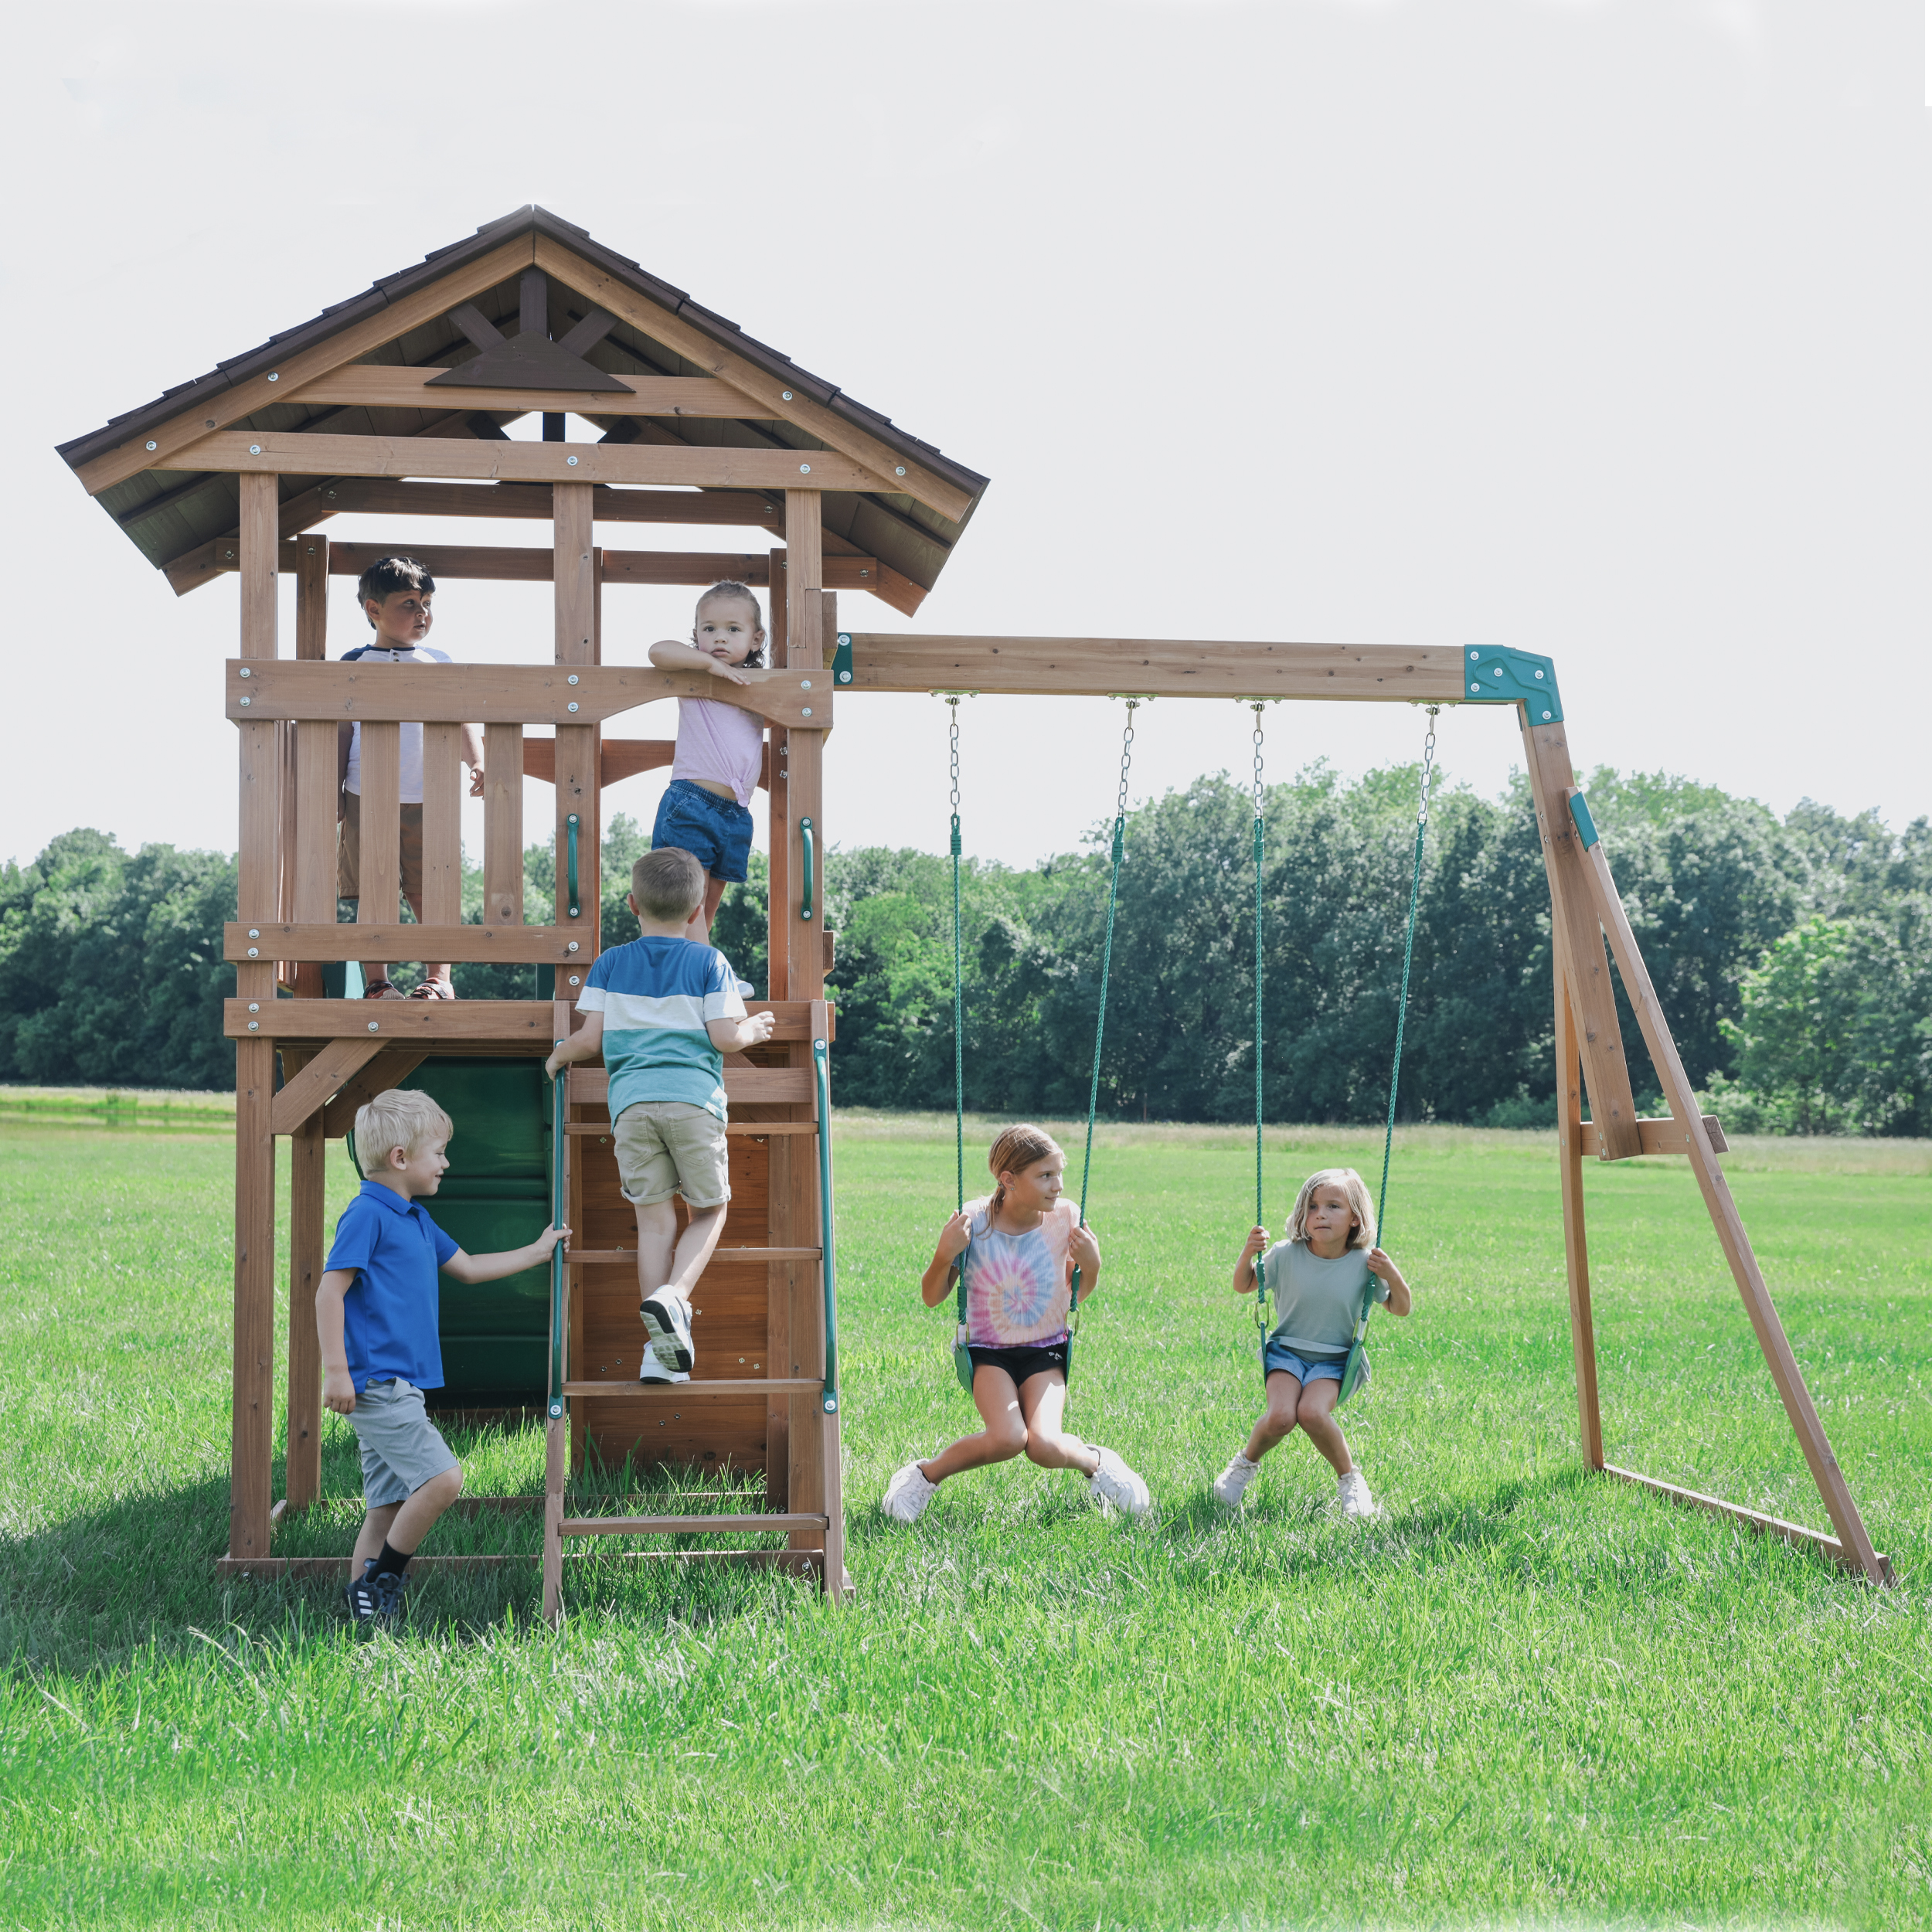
[1251,702,1269,1340]
[1251,702,1267,815]
[947,696,963,855]
[1416,704,1440,828]
[1114,699,1140,823]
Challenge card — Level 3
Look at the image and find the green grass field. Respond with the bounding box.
[3,1111,1930,1928]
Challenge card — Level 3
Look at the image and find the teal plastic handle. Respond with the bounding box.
[800,816,815,923]
[813,1037,839,1413]
[566,813,580,918]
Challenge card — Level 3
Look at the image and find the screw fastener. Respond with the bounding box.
[240,696,251,706]
[248,444,262,455]
[247,1021,259,1031]
[566,454,579,466]
[247,947,260,959]
[368,1021,379,1032]
[566,941,580,953]
[801,706,812,718]
[567,701,580,713]
[145,440,158,451]
[248,1004,260,1014]
[798,463,811,474]
[781,389,794,400]
[895,466,906,476]
[567,674,579,685]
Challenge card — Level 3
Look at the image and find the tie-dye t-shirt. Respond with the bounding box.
[957,1197,1077,1348]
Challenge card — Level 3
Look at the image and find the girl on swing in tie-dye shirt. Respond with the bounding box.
[881,1124,1151,1523]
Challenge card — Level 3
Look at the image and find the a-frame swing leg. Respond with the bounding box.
[1553,945,1606,1471]
[1523,713,1889,1583]
[543,1416,566,1626]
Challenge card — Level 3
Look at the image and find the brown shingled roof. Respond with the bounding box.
[58,206,989,605]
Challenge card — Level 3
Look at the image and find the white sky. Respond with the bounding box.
[5,2,1929,872]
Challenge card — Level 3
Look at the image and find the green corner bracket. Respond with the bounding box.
[1568,791,1600,850]
[1460,647,1562,723]
[833,632,853,686]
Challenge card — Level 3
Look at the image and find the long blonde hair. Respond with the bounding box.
[1284,1167,1376,1249]
[985,1123,1063,1221]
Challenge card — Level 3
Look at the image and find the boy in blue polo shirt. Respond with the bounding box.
[318,1087,567,1627]
[544,845,775,1380]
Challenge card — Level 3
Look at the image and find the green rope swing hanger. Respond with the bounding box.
[940,691,1147,1394]
[1248,701,1441,1407]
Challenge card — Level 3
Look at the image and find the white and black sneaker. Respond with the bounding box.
[638,1352,690,1384]
[344,1560,406,1629]
[641,1289,695,1375]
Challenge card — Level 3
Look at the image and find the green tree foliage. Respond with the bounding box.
[5,771,1930,1131]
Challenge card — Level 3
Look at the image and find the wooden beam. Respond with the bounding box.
[227,922,589,964]
[230,1039,277,1563]
[320,1047,430,1140]
[420,724,463,927]
[1577,1115,1729,1158]
[291,367,762,417]
[1521,719,1642,1161]
[1572,830,1890,1585]
[536,233,974,522]
[356,721,403,928]
[226,659,827,732]
[304,478,789,527]
[1554,968,1604,1471]
[161,430,893,495]
[482,723,525,925]
[293,534,328,659]
[77,233,538,495]
[229,998,555,1042]
[842,634,1467,702]
[269,1036,390,1134]
[1602,1468,1890,1582]
[286,1100,326,1512]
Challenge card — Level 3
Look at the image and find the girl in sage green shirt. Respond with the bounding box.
[1213,1166,1412,1519]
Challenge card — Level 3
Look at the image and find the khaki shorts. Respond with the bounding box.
[346,1377,460,1508]
[614,1100,731,1209]
[338,791,424,905]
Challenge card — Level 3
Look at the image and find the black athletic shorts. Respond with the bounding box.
[966,1342,1069,1387]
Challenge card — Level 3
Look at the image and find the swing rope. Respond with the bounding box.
[1249,702,1270,1345]
[1068,698,1143,1323]
[1375,705,1440,1242]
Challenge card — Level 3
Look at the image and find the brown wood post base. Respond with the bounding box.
[543,1417,566,1625]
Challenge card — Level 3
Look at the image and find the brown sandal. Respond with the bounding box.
[409,976,457,1000]
[362,978,406,1000]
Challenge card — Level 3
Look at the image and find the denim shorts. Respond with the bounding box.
[652,780,753,884]
[1262,1342,1349,1386]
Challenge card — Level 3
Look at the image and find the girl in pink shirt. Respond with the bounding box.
[882,1124,1151,1523]
[647,583,769,942]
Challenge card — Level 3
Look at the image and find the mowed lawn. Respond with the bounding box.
[2,1112,1930,1928]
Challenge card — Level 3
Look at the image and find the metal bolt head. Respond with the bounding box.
[781,389,794,401]
[566,940,580,954]
[838,634,851,645]
[567,674,579,685]
[838,671,851,683]
[1534,668,1544,679]
[247,928,260,939]
[249,444,262,456]
[568,975,580,987]
[567,701,580,713]
[239,667,251,677]
[566,454,579,466]
[247,1021,259,1031]
[368,1021,379,1032]
[1470,649,1481,660]
[801,679,812,690]
[895,466,906,476]
[801,706,812,718]
[248,1003,260,1014]
[145,440,158,451]
[247,947,260,959]
[240,696,251,706]
[798,463,811,474]
[267,372,279,383]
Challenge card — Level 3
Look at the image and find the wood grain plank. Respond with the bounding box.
[226,659,825,732]
[482,723,524,924]
[166,430,888,493]
[269,1036,389,1135]
[226,923,587,964]
[355,721,403,924]
[1577,1116,1729,1158]
[285,1102,326,1512]
[291,368,757,415]
[320,1047,430,1139]
[1602,1467,1889,1580]
[229,1039,277,1561]
[293,533,328,660]
[420,724,463,927]
[315,479,788,527]
[1554,966,1604,1471]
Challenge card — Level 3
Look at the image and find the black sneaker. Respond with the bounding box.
[640,1289,695,1373]
[344,1560,408,1628]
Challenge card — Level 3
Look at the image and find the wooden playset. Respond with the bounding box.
[57,206,1887,1606]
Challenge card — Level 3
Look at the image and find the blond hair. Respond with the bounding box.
[1285,1167,1376,1249]
[985,1123,1064,1220]
[631,845,706,921]
[353,1088,453,1174]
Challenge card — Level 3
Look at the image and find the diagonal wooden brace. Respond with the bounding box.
[270,1037,391,1135]
[1570,814,1889,1583]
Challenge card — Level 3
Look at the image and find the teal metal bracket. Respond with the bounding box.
[1460,648,1562,723]
[799,817,815,922]
[1568,791,1600,850]
[833,631,853,686]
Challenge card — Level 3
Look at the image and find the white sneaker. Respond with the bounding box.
[1087,1447,1151,1519]
[882,1459,937,1524]
[1213,1452,1260,1511]
[638,1352,689,1384]
[641,1289,695,1374]
[1337,1469,1383,1519]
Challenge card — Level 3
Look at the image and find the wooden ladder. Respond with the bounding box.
[539,1005,846,1621]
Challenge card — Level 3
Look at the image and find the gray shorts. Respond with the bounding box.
[347,1377,460,1508]
[613,1100,732,1209]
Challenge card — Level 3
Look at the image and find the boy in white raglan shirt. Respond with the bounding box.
[335,555,485,999]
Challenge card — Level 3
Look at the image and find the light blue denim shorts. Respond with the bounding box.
[1262,1342,1349,1386]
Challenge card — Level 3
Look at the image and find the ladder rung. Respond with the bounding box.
[566,1121,819,1136]
[560,1512,829,1536]
[566,1247,820,1265]
[563,1378,820,1396]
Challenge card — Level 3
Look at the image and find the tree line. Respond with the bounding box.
[3,764,1928,1135]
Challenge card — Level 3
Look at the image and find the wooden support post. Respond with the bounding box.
[554,482,598,948]
[1519,717,1641,1160]
[286,1104,325,1511]
[543,1416,566,1626]
[232,472,281,1563]
[420,724,463,927]
[293,534,329,661]
[766,546,791,1004]
[483,724,525,924]
[1554,955,1604,1469]
[1570,824,1889,1583]
[356,722,403,927]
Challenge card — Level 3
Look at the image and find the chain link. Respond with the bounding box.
[1252,702,1267,817]
[1114,699,1139,819]
[1416,704,1440,828]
